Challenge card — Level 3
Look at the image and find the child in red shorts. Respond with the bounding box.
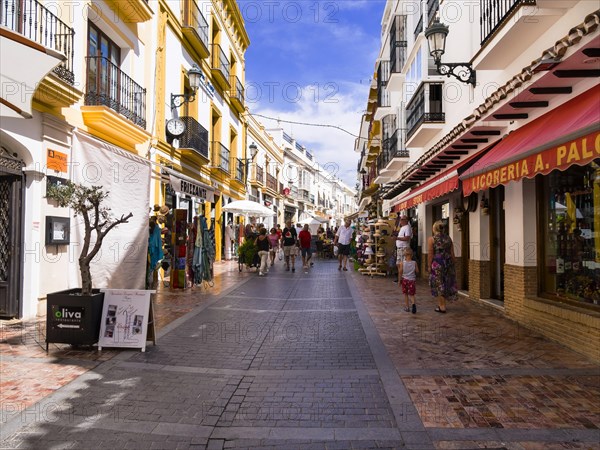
[398,248,419,313]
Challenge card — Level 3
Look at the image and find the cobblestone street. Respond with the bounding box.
[1,260,599,449]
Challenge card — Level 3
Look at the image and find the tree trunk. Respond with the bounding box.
[80,258,93,296]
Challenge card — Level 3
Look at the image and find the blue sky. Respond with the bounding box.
[242,0,385,187]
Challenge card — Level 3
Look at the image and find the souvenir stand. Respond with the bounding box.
[359,219,390,276]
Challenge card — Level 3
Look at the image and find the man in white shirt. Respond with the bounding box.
[396,215,412,270]
[334,218,354,271]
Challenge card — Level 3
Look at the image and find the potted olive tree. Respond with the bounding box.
[45,182,133,347]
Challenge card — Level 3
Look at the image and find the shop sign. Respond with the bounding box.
[47,149,68,173]
[463,131,600,195]
[169,174,215,202]
[50,305,84,329]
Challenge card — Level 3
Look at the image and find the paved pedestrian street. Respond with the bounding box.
[1,260,599,449]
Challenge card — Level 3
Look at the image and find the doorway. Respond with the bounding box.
[0,172,23,318]
[489,186,505,300]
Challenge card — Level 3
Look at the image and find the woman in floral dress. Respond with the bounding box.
[427,220,457,313]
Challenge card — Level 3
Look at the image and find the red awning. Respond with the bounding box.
[461,85,600,195]
[391,142,498,211]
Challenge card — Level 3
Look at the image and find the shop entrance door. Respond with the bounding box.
[490,186,505,301]
[0,172,23,319]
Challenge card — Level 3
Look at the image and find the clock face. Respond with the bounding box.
[167,119,185,136]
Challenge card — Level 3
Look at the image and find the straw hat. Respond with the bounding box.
[159,205,170,216]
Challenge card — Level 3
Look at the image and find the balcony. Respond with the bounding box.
[1,0,76,118]
[388,15,407,90]
[375,129,410,183]
[106,0,152,23]
[266,173,278,193]
[405,83,444,148]
[234,158,244,183]
[375,60,391,120]
[212,142,230,174]
[82,56,148,149]
[229,75,244,113]
[172,116,209,161]
[251,165,264,186]
[476,0,563,69]
[211,44,230,90]
[182,0,209,59]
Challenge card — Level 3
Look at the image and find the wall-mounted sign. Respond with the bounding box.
[169,174,215,202]
[47,149,68,173]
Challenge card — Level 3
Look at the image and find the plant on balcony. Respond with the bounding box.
[46,182,133,296]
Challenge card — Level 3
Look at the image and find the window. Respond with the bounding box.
[540,162,600,307]
[87,22,121,100]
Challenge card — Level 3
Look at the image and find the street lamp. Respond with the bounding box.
[424,19,476,86]
[243,142,259,184]
[170,64,203,109]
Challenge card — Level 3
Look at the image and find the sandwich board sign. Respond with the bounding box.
[98,289,155,352]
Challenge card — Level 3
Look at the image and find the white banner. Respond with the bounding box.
[69,131,151,291]
[98,289,153,351]
[168,173,215,202]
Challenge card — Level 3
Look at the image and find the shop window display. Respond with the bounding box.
[542,161,600,306]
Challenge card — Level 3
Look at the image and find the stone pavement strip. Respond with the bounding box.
[1,259,599,449]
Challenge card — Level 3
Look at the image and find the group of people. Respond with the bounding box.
[251,220,316,276]
[394,216,458,314]
[249,218,356,277]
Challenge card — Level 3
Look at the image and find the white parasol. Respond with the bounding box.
[222,200,274,216]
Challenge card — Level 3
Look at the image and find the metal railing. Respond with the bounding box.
[1,0,74,84]
[390,15,407,74]
[406,83,444,139]
[176,116,209,158]
[266,173,277,191]
[255,165,264,183]
[377,60,390,107]
[414,15,423,40]
[211,43,230,82]
[480,0,535,45]
[212,142,230,173]
[379,128,409,171]
[182,0,209,50]
[235,158,244,182]
[230,75,244,104]
[85,56,146,128]
[283,132,293,144]
[427,0,439,26]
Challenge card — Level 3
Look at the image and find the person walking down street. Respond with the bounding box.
[394,215,412,282]
[398,248,419,314]
[267,227,280,267]
[334,218,353,271]
[255,228,271,276]
[299,224,313,271]
[282,220,298,272]
[427,220,457,313]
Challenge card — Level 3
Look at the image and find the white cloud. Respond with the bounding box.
[253,81,368,188]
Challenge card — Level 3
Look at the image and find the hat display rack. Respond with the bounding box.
[358,218,390,277]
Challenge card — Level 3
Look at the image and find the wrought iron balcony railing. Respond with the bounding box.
[255,166,264,184]
[211,43,230,82]
[1,0,75,84]
[85,56,146,128]
[406,83,444,139]
[230,75,244,103]
[182,0,209,49]
[427,0,439,26]
[212,141,230,173]
[266,173,277,191]
[176,116,208,158]
[235,158,244,182]
[389,15,407,74]
[480,0,535,45]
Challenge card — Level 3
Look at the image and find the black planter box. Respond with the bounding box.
[46,289,105,347]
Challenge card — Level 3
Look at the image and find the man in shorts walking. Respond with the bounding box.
[282,220,298,272]
[334,218,353,271]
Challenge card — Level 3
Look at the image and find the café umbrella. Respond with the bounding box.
[222,200,274,217]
